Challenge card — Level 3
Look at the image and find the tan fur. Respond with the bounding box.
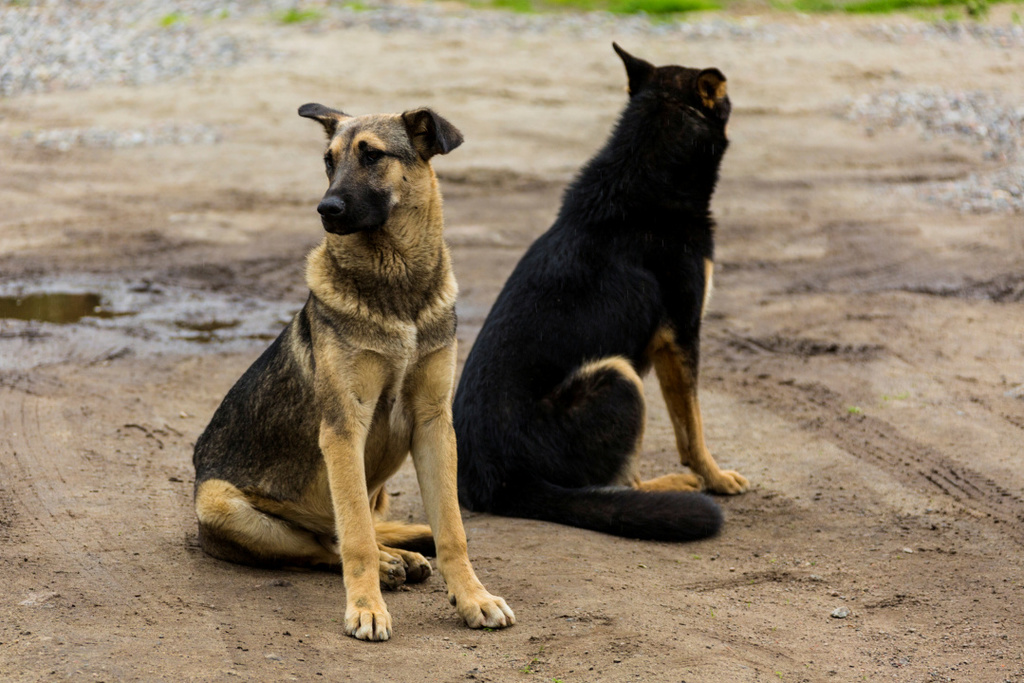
[635,472,704,492]
[702,258,714,320]
[698,72,728,111]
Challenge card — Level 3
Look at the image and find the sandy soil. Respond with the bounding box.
[2,12,1024,682]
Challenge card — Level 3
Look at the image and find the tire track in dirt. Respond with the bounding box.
[0,383,138,599]
[710,365,1024,542]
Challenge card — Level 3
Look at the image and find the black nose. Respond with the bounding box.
[317,196,346,217]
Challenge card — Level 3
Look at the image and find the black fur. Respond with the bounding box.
[453,44,731,542]
[193,310,321,503]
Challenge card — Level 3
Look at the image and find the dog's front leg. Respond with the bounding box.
[650,328,749,495]
[318,357,392,641]
[408,345,515,629]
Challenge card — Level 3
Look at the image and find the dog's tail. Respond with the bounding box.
[374,520,437,557]
[495,480,722,542]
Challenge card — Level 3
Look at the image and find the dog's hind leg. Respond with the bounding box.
[195,479,339,568]
[534,356,647,488]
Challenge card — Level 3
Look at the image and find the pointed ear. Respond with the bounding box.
[696,69,730,121]
[298,103,350,139]
[612,42,655,96]
[401,108,464,160]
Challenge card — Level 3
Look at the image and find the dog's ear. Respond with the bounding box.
[613,42,654,97]
[696,69,730,122]
[401,108,464,160]
[298,103,350,139]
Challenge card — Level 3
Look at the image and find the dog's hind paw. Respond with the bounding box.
[378,546,432,586]
[378,551,407,590]
[451,590,516,630]
[705,469,749,495]
[345,598,392,641]
[399,550,432,584]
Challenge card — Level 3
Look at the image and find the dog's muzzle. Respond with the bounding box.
[317,189,388,235]
[317,196,359,235]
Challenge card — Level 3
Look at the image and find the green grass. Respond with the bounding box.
[479,0,722,13]
[608,0,722,12]
[159,11,187,26]
[278,7,325,23]
[844,0,968,14]
[772,0,1011,15]
[493,0,535,12]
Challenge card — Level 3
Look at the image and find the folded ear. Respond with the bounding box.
[298,103,351,139]
[696,69,730,122]
[613,42,655,97]
[401,108,464,160]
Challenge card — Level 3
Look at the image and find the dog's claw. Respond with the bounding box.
[345,601,392,642]
[454,591,515,630]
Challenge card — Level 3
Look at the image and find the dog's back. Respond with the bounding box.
[454,45,732,541]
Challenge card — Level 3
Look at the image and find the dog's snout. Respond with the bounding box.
[317,196,346,217]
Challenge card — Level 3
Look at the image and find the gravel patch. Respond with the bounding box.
[842,88,1024,213]
[0,0,273,98]
[5,0,1024,101]
[23,123,223,150]
[863,21,1024,49]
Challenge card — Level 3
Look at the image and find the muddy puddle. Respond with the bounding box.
[0,292,123,324]
[0,277,297,371]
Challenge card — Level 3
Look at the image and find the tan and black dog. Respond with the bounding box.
[192,103,514,641]
[454,44,748,542]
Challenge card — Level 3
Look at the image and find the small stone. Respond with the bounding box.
[831,607,850,619]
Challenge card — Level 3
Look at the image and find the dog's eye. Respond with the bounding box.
[324,155,335,176]
[363,148,384,165]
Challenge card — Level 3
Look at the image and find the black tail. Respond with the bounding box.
[493,480,722,542]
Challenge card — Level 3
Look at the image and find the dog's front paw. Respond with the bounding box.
[345,597,392,641]
[706,469,749,495]
[449,589,516,630]
[379,551,407,590]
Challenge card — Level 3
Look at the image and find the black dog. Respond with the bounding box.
[453,44,748,542]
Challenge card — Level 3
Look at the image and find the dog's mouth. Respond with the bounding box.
[319,212,388,236]
[321,216,379,235]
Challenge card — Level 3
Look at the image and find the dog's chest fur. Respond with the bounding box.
[303,237,458,489]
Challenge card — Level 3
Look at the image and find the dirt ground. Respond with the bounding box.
[2,11,1024,682]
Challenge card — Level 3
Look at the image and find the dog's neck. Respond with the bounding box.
[305,184,452,319]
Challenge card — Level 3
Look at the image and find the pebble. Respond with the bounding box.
[831,606,850,619]
[843,88,1024,214]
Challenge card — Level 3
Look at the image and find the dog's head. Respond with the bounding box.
[612,43,730,142]
[298,104,463,235]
